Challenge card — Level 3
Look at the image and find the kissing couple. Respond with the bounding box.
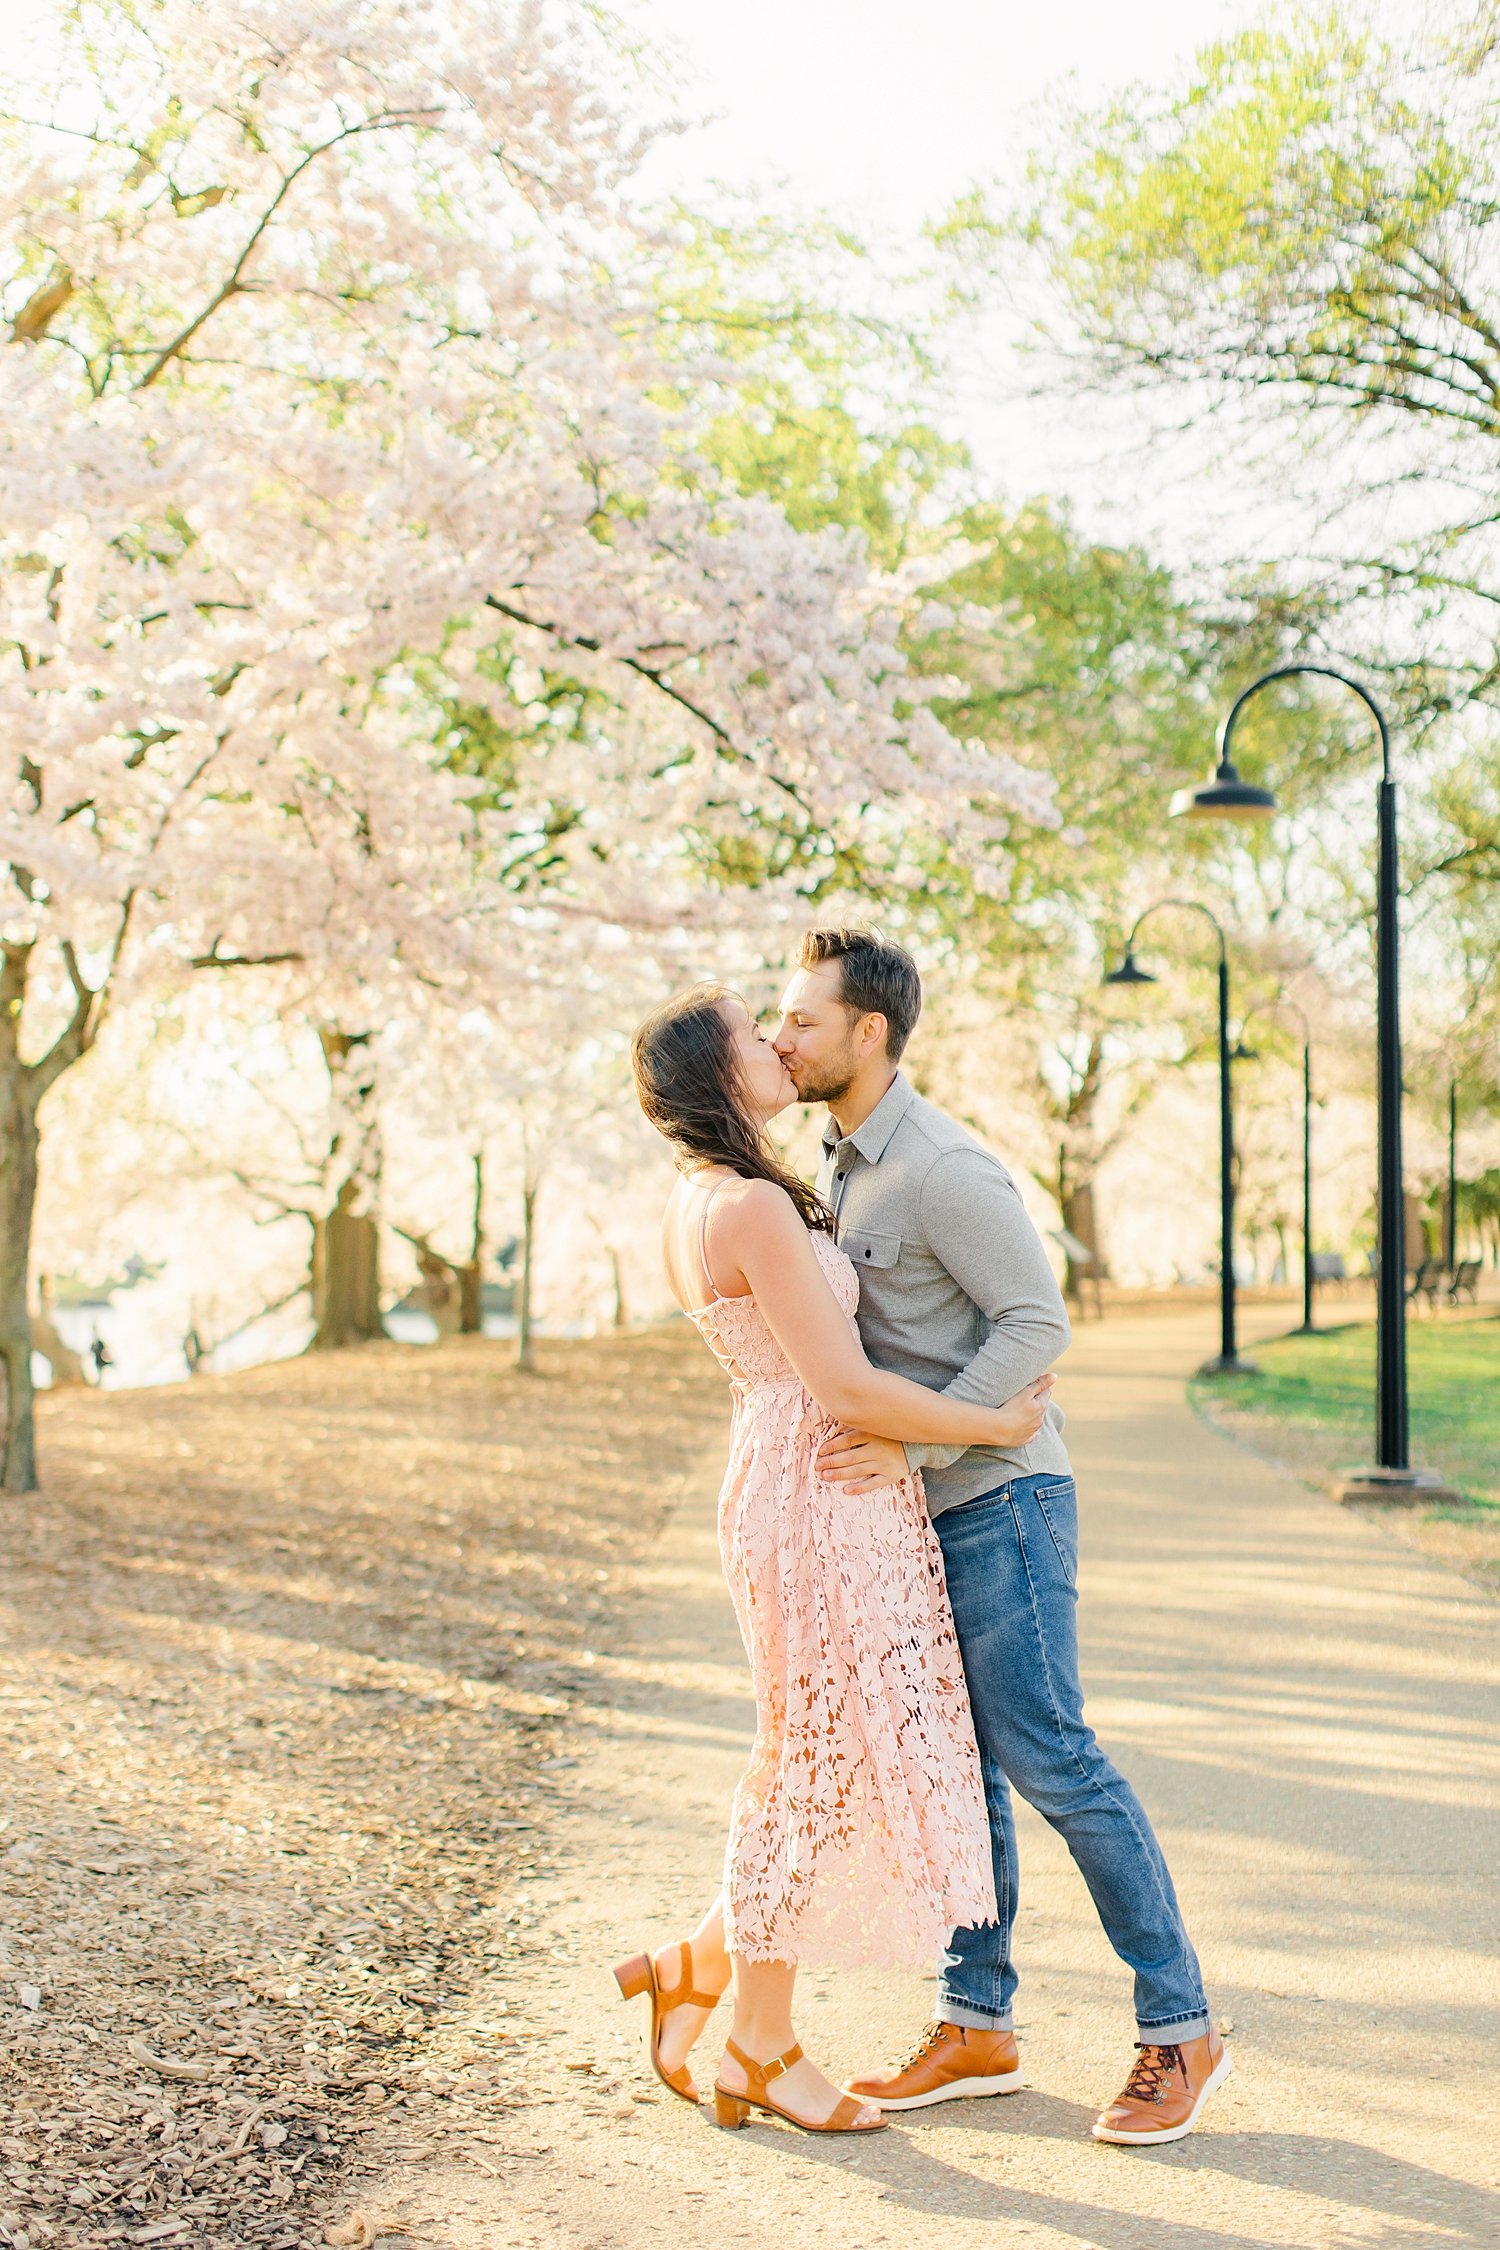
[618,927,1230,2144]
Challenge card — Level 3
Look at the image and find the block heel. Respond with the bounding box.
[612,1953,652,2002]
[714,2088,751,2128]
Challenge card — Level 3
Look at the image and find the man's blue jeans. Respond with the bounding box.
[934,1473,1210,2042]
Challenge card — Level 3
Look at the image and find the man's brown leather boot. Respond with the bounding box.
[1091,2030,1232,2145]
[843,2020,1023,2112]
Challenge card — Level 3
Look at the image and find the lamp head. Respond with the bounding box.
[1104,951,1157,988]
[1231,1040,1258,1062]
[1169,758,1279,822]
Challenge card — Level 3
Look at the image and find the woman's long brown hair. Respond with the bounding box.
[631,984,832,1233]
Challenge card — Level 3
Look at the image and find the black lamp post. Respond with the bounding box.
[1105,898,1256,1376]
[1446,1082,1458,1273]
[1242,998,1316,1337]
[1173,663,1452,1501]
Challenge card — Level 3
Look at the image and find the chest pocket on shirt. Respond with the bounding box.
[844,1227,901,1270]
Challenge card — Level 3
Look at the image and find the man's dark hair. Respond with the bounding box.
[798,927,922,1061]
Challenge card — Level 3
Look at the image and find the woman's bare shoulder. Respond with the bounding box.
[711,1174,806,1241]
[666,1169,798,1228]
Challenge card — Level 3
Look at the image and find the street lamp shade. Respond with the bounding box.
[1169,759,1279,821]
[1103,951,1157,987]
[1230,1039,1257,1062]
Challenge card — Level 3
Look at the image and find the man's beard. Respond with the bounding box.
[793,1053,858,1105]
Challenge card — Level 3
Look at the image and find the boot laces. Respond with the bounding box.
[896,2020,954,2072]
[1122,2041,1183,2105]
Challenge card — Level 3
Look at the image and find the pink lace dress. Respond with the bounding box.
[691,1218,996,1970]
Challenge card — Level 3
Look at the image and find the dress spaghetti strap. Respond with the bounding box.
[695,1174,729,1308]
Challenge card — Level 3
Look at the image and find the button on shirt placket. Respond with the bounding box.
[829,1143,855,1226]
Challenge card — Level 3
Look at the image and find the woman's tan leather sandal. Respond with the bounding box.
[713,2037,887,2132]
[613,1943,723,2104]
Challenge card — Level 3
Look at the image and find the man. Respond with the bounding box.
[773,926,1230,2147]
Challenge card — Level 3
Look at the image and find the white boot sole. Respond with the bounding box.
[845,2067,1025,2112]
[1091,2047,1233,2145]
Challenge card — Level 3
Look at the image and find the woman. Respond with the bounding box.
[618,985,1056,2134]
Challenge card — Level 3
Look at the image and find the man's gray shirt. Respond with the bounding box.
[816,1072,1072,1517]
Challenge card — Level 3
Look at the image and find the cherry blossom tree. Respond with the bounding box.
[1,0,1060,1488]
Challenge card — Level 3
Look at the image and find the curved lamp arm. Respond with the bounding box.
[1103,893,1247,1371]
[1240,994,1312,1051]
[1122,896,1228,971]
[1217,664,1391,786]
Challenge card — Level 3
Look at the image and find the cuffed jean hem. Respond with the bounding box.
[937,1999,1015,2033]
[1137,2010,1211,2043]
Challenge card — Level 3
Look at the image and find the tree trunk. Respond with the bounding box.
[0,932,106,1488]
[397,1149,485,1337]
[309,1028,387,1349]
[411,1244,462,1335]
[1402,1190,1430,1272]
[1053,1034,1111,1309]
[515,1176,538,1373]
[312,1182,384,1348]
[608,1246,626,1331]
[1056,1145,1106,1306]
[0,1045,40,1493]
[459,1150,484,1334]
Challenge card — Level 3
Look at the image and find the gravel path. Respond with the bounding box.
[366,1302,1500,2250]
[0,1331,725,2250]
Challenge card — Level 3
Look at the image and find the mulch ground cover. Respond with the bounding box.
[0,1326,725,2250]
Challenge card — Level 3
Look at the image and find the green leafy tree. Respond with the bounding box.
[643,204,963,566]
[937,4,1500,1116]
[974,8,1500,764]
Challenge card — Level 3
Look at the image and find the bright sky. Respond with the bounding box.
[622,0,1261,536]
[628,0,1254,236]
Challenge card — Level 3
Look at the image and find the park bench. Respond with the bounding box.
[1447,1258,1482,1304]
[1406,1257,1446,1306]
[1309,1251,1348,1291]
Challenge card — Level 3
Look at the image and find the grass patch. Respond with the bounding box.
[1194,1316,1500,1508]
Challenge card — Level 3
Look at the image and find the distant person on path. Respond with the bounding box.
[624,986,1056,2135]
[776,927,1230,2146]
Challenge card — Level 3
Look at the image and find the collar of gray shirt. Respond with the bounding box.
[820,1070,914,1171]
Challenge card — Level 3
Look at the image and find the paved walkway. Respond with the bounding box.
[372,1304,1500,2250]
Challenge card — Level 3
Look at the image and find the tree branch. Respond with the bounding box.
[196,1278,311,1360]
[484,592,736,749]
[191,940,307,969]
[27,938,102,1100]
[483,592,809,810]
[134,109,440,390]
[393,1222,474,1276]
[225,1167,320,1228]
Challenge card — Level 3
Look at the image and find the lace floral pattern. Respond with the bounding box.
[692,1228,996,1970]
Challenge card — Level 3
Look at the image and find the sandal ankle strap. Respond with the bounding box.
[656,1942,723,2013]
[724,2035,803,2093]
